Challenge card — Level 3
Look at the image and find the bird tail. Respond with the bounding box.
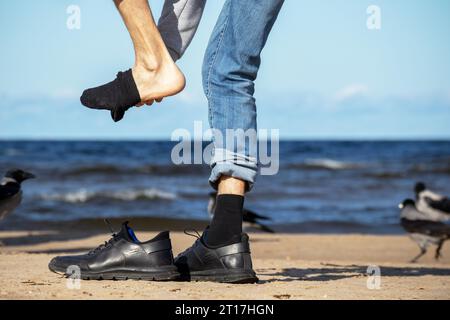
[256,223,276,234]
[245,209,271,221]
[253,213,271,221]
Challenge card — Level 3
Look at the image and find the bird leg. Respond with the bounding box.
[435,241,444,260]
[410,248,427,263]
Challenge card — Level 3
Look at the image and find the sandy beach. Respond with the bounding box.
[1,226,449,300]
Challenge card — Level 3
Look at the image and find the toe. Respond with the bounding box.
[80,90,90,107]
[48,256,65,272]
[80,89,100,108]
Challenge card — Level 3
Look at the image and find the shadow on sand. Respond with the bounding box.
[258,263,450,283]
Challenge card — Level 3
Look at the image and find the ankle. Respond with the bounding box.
[218,176,246,196]
[205,194,244,247]
[134,57,162,74]
[135,47,174,74]
[132,55,186,100]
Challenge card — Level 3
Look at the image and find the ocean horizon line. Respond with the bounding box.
[1,138,450,142]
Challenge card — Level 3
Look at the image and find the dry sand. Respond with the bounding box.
[0,230,449,300]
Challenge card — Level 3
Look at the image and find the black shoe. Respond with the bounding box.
[48,221,179,281]
[174,229,258,284]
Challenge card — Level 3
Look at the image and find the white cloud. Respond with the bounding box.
[50,88,80,100]
[334,84,369,102]
[172,90,204,106]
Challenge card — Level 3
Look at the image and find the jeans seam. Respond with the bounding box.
[205,8,230,99]
[206,4,230,136]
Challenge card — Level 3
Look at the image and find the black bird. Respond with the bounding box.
[399,199,450,263]
[0,169,35,221]
[208,192,275,233]
[415,182,450,222]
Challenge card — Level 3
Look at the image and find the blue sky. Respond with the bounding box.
[1,0,449,139]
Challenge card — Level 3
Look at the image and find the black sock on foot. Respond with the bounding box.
[80,69,141,122]
[205,194,243,247]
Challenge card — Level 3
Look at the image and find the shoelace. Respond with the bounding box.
[88,219,118,255]
[184,229,201,239]
[176,229,202,258]
[104,218,116,234]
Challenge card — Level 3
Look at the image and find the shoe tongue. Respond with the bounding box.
[117,221,138,243]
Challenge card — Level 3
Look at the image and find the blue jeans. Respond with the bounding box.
[202,0,284,190]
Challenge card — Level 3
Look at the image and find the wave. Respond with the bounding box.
[408,164,450,175]
[363,172,405,179]
[1,148,23,156]
[61,165,124,175]
[289,158,364,171]
[364,165,450,178]
[39,188,176,203]
[288,157,449,175]
[60,164,208,177]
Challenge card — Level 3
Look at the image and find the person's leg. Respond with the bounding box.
[206,176,245,246]
[116,0,185,102]
[81,0,185,121]
[174,0,284,283]
[136,0,206,107]
[217,176,245,195]
[203,0,284,246]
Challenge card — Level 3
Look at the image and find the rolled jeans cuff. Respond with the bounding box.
[208,148,258,191]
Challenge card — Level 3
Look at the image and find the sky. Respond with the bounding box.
[0,0,449,140]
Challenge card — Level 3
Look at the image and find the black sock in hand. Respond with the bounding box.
[80,69,141,122]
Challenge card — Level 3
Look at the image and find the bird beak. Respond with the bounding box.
[398,203,404,209]
[23,172,36,180]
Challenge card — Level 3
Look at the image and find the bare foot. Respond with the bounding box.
[80,47,182,121]
[132,57,185,105]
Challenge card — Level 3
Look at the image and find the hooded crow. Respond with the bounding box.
[414,182,450,222]
[399,199,450,263]
[0,169,35,221]
[208,192,275,233]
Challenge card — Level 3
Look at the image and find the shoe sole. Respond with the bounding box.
[49,264,180,281]
[182,269,259,284]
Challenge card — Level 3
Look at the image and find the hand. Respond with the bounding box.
[136,98,163,107]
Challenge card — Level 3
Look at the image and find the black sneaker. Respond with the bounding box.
[174,229,258,284]
[48,221,179,281]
